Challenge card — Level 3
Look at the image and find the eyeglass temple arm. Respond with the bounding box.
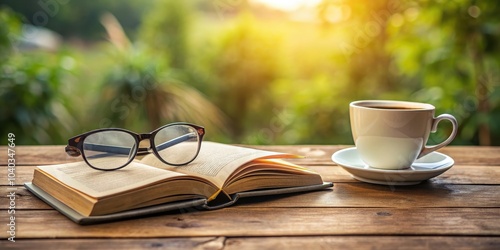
[85,144,132,155]
[153,132,198,152]
[65,144,130,158]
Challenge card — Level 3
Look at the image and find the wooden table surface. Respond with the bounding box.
[1,145,500,249]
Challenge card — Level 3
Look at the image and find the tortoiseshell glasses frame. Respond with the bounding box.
[65,123,205,171]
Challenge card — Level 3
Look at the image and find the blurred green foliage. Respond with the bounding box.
[0,52,77,144]
[210,13,281,140]
[0,9,76,144]
[0,0,147,41]
[0,7,19,60]
[387,0,500,145]
[139,0,192,69]
[97,38,226,136]
[0,0,499,146]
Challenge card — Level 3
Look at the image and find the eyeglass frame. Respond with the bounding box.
[65,122,205,171]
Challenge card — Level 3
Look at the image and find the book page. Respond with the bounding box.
[141,142,297,187]
[37,160,187,198]
[222,158,323,194]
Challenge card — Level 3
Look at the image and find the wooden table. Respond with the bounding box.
[1,145,500,249]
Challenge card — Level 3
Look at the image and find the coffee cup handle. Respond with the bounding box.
[418,114,458,159]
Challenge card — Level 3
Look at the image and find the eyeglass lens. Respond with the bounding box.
[154,124,200,165]
[83,131,137,170]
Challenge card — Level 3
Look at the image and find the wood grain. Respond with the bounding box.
[224,236,500,250]
[1,145,499,166]
[0,237,224,250]
[1,145,498,248]
[1,208,498,238]
[2,163,500,187]
[1,237,498,250]
[0,146,78,165]
[2,182,499,210]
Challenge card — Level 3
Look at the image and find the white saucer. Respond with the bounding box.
[331,147,454,185]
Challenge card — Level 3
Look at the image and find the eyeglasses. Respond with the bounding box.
[65,123,205,171]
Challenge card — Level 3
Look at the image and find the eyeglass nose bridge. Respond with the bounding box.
[138,133,152,140]
[137,133,153,155]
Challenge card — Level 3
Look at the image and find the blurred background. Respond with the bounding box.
[0,0,499,146]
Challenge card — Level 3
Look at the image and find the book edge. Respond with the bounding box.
[24,182,207,225]
[25,181,334,224]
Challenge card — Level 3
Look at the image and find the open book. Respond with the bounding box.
[26,142,332,224]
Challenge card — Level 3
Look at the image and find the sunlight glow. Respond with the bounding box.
[251,0,322,12]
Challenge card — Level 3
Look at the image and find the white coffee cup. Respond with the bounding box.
[350,100,458,170]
